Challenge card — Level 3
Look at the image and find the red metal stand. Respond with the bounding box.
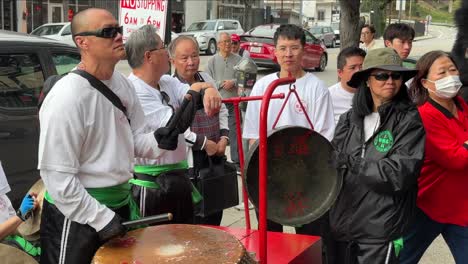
[220,77,322,264]
[258,77,295,264]
[222,93,285,231]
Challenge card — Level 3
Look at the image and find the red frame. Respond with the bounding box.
[221,77,322,263]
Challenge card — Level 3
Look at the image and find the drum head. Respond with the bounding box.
[93,224,255,264]
[17,180,45,241]
[0,244,38,264]
[245,126,342,226]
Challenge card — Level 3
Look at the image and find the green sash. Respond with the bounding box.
[131,160,202,204]
[393,237,404,257]
[44,182,140,221]
[5,235,41,256]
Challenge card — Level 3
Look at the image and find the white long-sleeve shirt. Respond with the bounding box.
[243,72,335,141]
[38,71,167,231]
[129,74,194,165]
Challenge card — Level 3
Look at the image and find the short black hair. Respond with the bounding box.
[361,24,376,34]
[274,24,306,47]
[337,47,366,70]
[383,23,415,44]
[352,76,412,117]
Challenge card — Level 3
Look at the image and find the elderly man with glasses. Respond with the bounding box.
[37,9,220,264]
[125,25,221,226]
[206,32,242,170]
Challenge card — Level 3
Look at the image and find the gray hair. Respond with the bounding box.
[218,32,230,42]
[168,35,199,59]
[125,25,161,69]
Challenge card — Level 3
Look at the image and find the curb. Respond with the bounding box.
[414,34,436,41]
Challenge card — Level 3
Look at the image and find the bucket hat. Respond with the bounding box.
[347,47,418,88]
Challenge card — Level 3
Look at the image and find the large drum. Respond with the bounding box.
[0,244,38,264]
[92,224,257,264]
[17,179,45,242]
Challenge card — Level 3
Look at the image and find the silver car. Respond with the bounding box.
[310,26,337,48]
[179,19,244,55]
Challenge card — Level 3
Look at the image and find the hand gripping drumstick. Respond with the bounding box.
[122,213,173,229]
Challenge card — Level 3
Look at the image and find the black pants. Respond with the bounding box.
[132,169,194,224]
[331,240,399,264]
[39,201,130,264]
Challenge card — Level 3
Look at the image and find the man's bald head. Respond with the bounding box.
[71,8,113,36]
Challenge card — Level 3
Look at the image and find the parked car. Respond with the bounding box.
[239,24,328,71]
[309,26,337,48]
[179,19,244,55]
[0,30,80,208]
[330,22,340,46]
[30,22,75,47]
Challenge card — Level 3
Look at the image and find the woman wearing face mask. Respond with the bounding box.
[400,51,468,264]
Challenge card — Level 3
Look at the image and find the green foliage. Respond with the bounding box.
[411,1,454,24]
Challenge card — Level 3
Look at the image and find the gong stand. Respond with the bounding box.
[222,92,285,231]
[258,76,319,264]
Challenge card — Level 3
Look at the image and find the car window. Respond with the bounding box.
[52,53,81,76]
[0,54,44,108]
[61,25,71,36]
[187,21,216,31]
[217,21,225,30]
[304,31,318,44]
[224,21,236,30]
[310,27,322,34]
[31,25,64,36]
[323,27,329,33]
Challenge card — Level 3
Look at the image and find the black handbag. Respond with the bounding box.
[193,156,239,217]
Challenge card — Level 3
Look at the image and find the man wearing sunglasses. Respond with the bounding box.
[125,25,222,226]
[36,9,221,264]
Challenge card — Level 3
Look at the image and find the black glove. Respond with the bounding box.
[154,127,180,150]
[98,214,127,243]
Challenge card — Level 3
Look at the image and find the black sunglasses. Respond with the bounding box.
[74,26,123,39]
[370,72,403,81]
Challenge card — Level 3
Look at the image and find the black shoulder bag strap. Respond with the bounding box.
[72,69,130,124]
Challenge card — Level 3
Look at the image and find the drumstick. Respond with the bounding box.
[122,213,173,228]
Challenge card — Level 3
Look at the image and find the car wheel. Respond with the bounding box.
[331,39,336,48]
[206,39,217,55]
[316,54,327,72]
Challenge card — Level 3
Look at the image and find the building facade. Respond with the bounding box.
[9,0,265,34]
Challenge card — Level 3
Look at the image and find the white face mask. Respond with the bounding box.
[426,75,462,99]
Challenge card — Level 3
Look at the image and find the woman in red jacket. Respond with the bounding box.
[401,50,468,263]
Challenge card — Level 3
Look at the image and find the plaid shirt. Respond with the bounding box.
[174,72,223,142]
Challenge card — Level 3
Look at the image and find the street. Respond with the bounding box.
[115,24,457,264]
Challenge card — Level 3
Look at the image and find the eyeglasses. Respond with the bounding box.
[370,72,403,81]
[74,26,123,39]
[276,45,302,54]
[148,46,166,53]
[219,40,232,44]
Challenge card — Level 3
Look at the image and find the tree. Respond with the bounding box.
[339,0,393,49]
[339,0,361,49]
